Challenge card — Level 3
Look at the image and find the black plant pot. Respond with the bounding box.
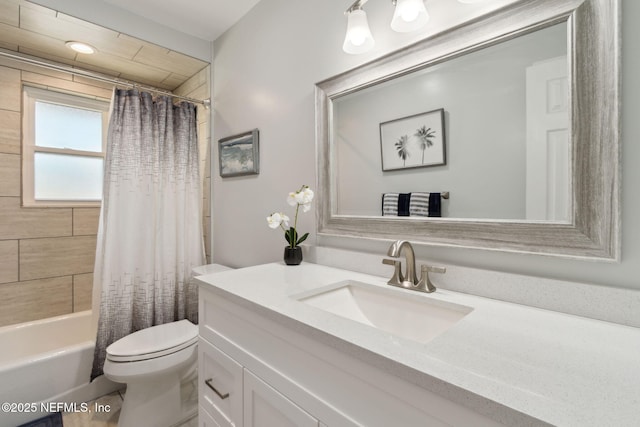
[284,246,303,265]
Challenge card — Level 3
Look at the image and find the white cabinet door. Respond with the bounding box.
[525,55,569,221]
[199,338,243,427]
[243,370,318,427]
[199,405,222,427]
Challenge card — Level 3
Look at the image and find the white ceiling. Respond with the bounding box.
[99,0,262,41]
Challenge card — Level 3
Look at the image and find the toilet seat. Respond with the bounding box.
[106,319,198,362]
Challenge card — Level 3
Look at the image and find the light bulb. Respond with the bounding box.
[350,31,366,46]
[399,4,420,22]
[343,9,375,54]
[391,0,429,33]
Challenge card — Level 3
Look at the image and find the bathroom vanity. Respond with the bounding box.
[196,263,640,427]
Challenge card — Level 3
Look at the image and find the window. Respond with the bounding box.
[22,86,110,207]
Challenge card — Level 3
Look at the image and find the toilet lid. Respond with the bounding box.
[106,320,198,362]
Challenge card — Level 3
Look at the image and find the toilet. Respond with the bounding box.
[104,263,233,427]
[103,319,199,427]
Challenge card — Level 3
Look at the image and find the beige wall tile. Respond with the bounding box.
[18,1,56,16]
[72,74,116,91]
[18,46,77,65]
[198,135,210,185]
[0,40,18,51]
[0,110,20,154]
[20,235,96,281]
[73,273,93,312]
[57,12,142,59]
[0,55,68,80]
[0,240,18,284]
[160,73,189,90]
[21,71,112,100]
[0,276,73,327]
[0,0,19,26]
[0,65,20,111]
[0,197,72,239]
[203,215,211,261]
[203,176,211,218]
[0,153,19,196]
[174,78,207,102]
[0,24,77,62]
[198,120,210,144]
[134,44,206,78]
[73,208,100,236]
[204,137,211,179]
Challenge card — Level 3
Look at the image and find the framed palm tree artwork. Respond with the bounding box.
[379,108,446,171]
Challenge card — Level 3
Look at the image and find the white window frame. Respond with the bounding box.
[22,86,110,207]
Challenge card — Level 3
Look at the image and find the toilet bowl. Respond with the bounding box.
[103,319,198,427]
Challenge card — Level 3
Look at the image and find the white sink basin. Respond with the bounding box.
[295,280,473,344]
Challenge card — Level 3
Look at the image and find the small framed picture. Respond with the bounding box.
[218,129,260,177]
[379,108,446,171]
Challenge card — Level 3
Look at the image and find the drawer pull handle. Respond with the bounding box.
[205,378,230,400]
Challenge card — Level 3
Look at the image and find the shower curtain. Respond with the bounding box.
[91,89,204,379]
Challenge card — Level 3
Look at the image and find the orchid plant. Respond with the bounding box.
[267,185,314,249]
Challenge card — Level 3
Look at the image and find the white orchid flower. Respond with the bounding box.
[302,203,311,213]
[301,187,314,204]
[286,192,297,206]
[294,191,306,204]
[287,186,314,206]
[267,212,289,229]
[281,213,290,227]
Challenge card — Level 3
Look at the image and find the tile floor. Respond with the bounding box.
[61,391,123,427]
[62,378,198,427]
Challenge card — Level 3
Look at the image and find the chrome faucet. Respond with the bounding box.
[382,240,445,293]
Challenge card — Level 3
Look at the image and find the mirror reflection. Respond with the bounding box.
[333,22,568,221]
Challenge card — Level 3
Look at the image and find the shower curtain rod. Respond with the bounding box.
[0,48,211,108]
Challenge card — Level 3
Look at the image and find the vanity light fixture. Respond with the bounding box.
[343,0,490,54]
[65,41,96,54]
[343,0,429,54]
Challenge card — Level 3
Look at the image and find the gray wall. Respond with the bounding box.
[211,0,640,293]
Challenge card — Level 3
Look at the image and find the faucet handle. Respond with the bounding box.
[382,258,404,286]
[415,264,446,293]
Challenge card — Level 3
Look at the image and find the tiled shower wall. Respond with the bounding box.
[174,65,212,264]
[0,59,211,328]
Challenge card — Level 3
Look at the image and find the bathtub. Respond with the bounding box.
[0,311,120,427]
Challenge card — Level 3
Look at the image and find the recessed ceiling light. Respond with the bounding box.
[65,41,96,54]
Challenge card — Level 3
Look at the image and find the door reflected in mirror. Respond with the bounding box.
[333,22,568,222]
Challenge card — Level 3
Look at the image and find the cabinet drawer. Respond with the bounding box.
[198,338,243,427]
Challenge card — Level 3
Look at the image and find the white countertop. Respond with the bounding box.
[196,262,640,427]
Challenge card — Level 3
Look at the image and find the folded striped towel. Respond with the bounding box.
[382,193,400,216]
[409,192,429,216]
[382,192,441,217]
